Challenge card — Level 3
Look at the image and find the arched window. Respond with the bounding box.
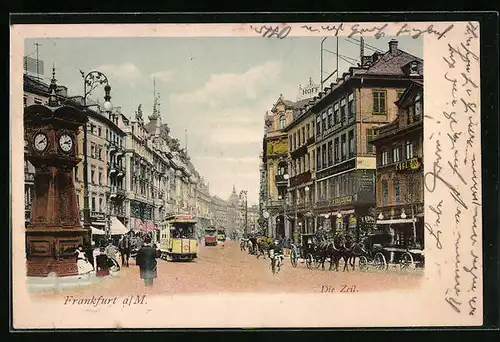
[278,116,286,129]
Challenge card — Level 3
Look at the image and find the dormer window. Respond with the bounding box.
[278,115,286,129]
[409,62,419,76]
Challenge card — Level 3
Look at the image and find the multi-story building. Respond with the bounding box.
[210,195,229,228]
[262,95,311,238]
[123,106,157,235]
[370,80,424,248]
[69,97,128,235]
[311,39,423,240]
[283,98,317,237]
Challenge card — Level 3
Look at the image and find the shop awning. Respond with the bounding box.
[144,220,158,233]
[91,226,106,235]
[377,218,417,225]
[110,217,129,235]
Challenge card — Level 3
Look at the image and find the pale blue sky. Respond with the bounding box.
[25,36,422,205]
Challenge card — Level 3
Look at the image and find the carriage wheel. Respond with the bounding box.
[314,256,322,269]
[290,248,298,268]
[358,256,368,271]
[400,252,415,271]
[306,253,314,269]
[374,253,388,271]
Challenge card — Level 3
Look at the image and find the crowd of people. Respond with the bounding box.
[74,231,159,287]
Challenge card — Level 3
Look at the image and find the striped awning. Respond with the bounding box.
[144,220,158,233]
[134,218,158,233]
[134,218,145,232]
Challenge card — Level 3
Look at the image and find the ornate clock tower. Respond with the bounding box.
[24,69,88,277]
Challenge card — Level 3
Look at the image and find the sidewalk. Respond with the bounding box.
[26,270,120,293]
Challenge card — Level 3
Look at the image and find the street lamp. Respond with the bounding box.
[378,213,384,220]
[304,186,310,233]
[80,70,112,250]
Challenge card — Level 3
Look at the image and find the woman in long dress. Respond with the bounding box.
[75,245,94,277]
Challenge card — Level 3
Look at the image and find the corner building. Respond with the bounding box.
[312,39,423,240]
[370,81,424,249]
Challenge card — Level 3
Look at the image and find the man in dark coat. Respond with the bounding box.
[136,235,157,287]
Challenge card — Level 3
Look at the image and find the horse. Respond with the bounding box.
[319,234,349,272]
[346,237,370,271]
[240,238,247,251]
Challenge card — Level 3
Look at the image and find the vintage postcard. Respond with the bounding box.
[10,19,483,329]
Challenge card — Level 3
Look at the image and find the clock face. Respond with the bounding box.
[33,133,48,152]
[59,133,73,153]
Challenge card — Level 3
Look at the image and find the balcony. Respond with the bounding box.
[108,141,118,153]
[289,171,311,187]
[108,163,125,178]
[108,186,126,200]
[290,144,308,159]
[275,174,288,186]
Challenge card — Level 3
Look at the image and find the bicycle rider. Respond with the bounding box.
[269,238,284,268]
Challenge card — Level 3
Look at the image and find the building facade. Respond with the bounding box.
[261,96,297,238]
[311,39,423,240]
[284,99,317,238]
[370,80,424,248]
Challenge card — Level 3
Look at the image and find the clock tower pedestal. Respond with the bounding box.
[24,72,89,277]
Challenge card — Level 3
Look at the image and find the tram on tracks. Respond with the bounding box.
[159,214,198,261]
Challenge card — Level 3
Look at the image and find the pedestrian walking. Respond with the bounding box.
[136,236,157,287]
[105,240,120,271]
[95,248,111,277]
[118,235,131,267]
[75,245,94,278]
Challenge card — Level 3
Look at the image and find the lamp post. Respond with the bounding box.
[283,173,290,239]
[304,186,310,233]
[336,212,342,233]
[80,70,112,250]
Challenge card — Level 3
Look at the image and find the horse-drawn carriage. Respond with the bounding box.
[290,232,333,269]
[356,231,424,271]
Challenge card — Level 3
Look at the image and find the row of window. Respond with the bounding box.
[316,130,355,170]
[379,178,423,206]
[88,124,124,148]
[316,93,355,138]
[288,121,314,151]
[316,173,355,202]
[380,141,415,166]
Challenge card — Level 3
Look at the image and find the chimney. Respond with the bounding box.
[389,39,398,55]
[362,56,372,67]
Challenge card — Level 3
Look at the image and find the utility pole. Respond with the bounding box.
[320,37,339,91]
[34,42,42,79]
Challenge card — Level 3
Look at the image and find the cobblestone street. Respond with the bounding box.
[33,241,423,300]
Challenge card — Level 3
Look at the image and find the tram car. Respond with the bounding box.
[217,227,226,242]
[159,214,198,261]
[204,226,218,246]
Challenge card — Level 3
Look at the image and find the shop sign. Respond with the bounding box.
[297,79,320,101]
[360,215,376,224]
[395,157,422,172]
[266,139,288,157]
[317,159,356,180]
[331,195,353,205]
